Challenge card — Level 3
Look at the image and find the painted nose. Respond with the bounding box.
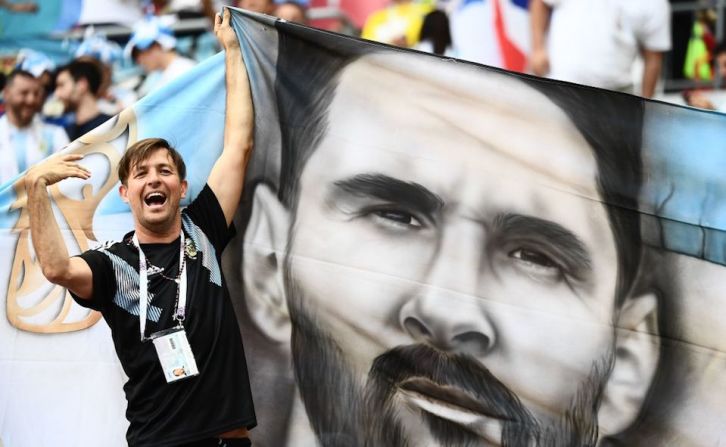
[399,289,496,358]
[398,223,496,357]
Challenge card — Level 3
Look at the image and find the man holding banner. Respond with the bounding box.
[23,8,257,447]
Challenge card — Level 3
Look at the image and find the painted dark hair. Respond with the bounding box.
[273,22,644,304]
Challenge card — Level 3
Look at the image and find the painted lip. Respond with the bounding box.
[397,377,508,445]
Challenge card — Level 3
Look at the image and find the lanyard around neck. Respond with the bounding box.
[132,231,187,341]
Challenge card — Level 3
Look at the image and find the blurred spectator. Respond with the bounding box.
[237,0,275,15]
[415,9,454,56]
[274,0,307,24]
[146,0,219,18]
[361,0,433,48]
[684,41,726,111]
[54,60,112,141]
[0,70,68,184]
[75,29,137,114]
[14,48,55,101]
[683,9,717,81]
[125,16,196,96]
[0,0,37,13]
[449,0,528,71]
[530,0,671,98]
[712,40,726,80]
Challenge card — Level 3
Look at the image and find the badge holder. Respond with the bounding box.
[134,232,198,384]
[150,326,199,383]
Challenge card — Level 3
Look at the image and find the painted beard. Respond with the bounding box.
[287,279,614,447]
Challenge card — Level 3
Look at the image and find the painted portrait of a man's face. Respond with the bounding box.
[241,42,660,447]
[6,8,726,447]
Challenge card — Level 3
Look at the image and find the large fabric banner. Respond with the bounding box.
[2,7,726,446]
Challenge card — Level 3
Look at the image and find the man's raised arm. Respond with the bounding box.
[208,7,254,226]
[25,154,94,299]
[529,0,552,77]
[641,49,663,99]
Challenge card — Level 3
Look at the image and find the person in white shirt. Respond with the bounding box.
[0,70,68,184]
[237,0,275,15]
[124,16,197,97]
[274,1,308,24]
[530,0,671,98]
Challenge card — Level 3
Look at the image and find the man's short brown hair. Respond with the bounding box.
[118,138,186,185]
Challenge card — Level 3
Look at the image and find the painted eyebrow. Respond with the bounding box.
[332,173,444,215]
[493,212,593,273]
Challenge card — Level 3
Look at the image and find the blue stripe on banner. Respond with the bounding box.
[511,0,529,9]
[0,185,19,229]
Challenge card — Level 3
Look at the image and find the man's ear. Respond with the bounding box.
[242,183,291,344]
[77,78,89,95]
[599,292,660,436]
[180,179,188,199]
[119,183,128,203]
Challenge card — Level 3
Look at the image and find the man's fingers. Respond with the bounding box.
[65,161,90,172]
[74,168,91,180]
[66,166,91,180]
[68,168,88,179]
[221,9,230,31]
[214,12,222,32]
[77,165,91,176]
[60,161,91,178]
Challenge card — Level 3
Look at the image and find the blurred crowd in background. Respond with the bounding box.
[0,0,723,184]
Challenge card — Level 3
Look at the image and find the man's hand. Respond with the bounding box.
[529,0,551,77]
[214,8,240,52]
[685,91,716,110]
[25,153,91,189]
[529,47,550,77]
[641,49,663,99]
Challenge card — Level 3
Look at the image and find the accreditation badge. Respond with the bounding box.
[150,327,199,383]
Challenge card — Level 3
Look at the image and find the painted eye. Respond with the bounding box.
[371,209,424,228]
[510,248,556,267]
[508,248,565,281]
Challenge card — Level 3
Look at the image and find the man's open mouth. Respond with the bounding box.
[397,377,507,444]
[144,191,167,208]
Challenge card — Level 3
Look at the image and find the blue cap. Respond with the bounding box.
[76,27,123,64]
[15,49,55,78]
[124,16,177,60]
